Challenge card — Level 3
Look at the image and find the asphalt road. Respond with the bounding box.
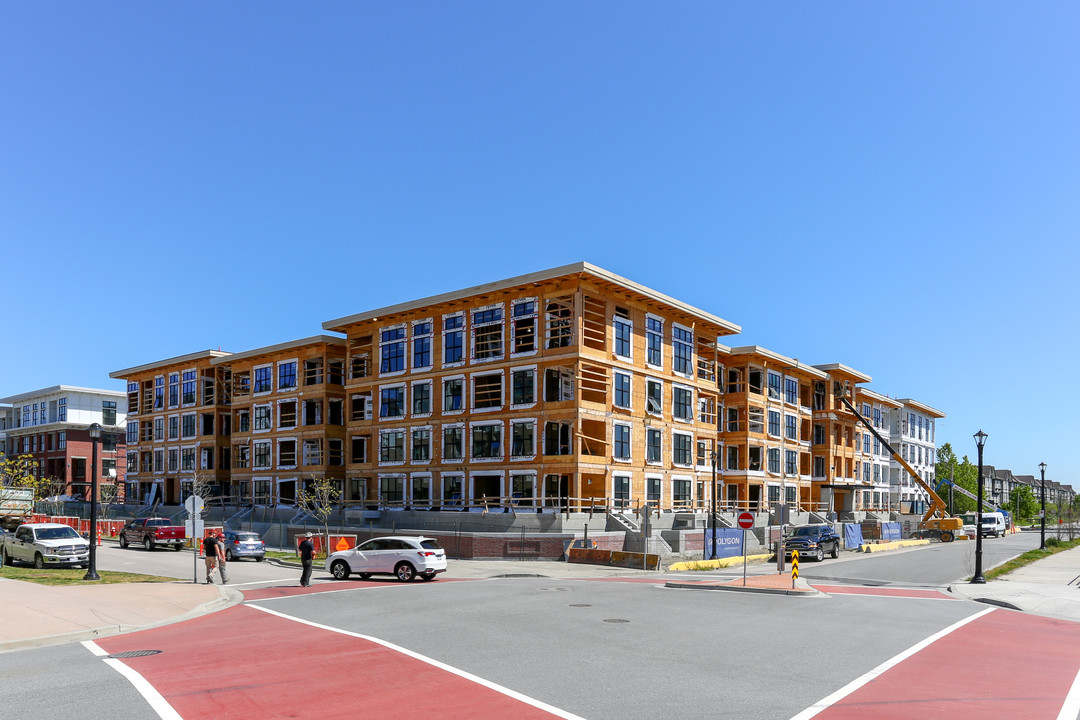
[3,533,1077,719]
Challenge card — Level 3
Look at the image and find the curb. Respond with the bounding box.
[664,579,821,597]
[859,539,931,553]
[667,554,772,572]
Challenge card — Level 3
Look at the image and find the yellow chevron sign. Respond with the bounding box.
[791,550,799,581]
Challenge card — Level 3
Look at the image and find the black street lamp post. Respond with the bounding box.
[706,450,718,561]
[1039,462,1047,550]
[971,430,988,584]
[83,422,102,581]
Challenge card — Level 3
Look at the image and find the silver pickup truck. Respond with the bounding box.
[1,523,90,569]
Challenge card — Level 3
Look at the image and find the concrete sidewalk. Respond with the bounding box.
[948,545,1080,622]
[0,578,239,653]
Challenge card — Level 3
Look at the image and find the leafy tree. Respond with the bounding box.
[296,475,342,557]
[934,443,979,514]
[0,454,54,499]
[1007,485,1039,524]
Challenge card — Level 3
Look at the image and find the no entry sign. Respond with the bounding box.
[737,511,754,529]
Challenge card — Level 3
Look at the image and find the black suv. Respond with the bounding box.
[784,525,841,562]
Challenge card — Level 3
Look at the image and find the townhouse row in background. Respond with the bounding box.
[1,262,1071,514]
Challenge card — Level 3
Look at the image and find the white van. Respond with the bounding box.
[979,512,1007,538]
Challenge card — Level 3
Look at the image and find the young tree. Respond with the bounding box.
[0,454,50,498]
[296,475,342,557]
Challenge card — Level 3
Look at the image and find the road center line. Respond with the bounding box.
[81,640,183,720]
[788,607,995,720]
[247,603,587,720]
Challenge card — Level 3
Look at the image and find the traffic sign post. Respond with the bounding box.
[185,495,205,585]
[791,550,799,589]
[737,512,753,586]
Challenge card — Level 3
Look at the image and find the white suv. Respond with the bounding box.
[2,523,90,569]
[325,536,447,582]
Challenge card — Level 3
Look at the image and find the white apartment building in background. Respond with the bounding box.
[854,388,900,509]
[890,398,944,512]
[0,386,128,500]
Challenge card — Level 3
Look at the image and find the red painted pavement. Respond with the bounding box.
[815,585,956,600]
[95,604,574,719]
[242,577,465,601]
[812,610,1080,719]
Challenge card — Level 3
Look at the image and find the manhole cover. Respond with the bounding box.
[603,619,630,624]
[569,603,591,607]
[107,650,162,659]
[538,587,570,592]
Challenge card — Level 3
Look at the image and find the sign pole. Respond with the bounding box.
[791,550,800,589]
[742,528,747,586]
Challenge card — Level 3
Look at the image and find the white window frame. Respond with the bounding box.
[509,364,537,410]
[470,302,505,364]
[441,423,465,463]
[645,313,664,370]
[277,436,299,470]
[510,418,536,461]
[613,421,632,463]
[378,428,406,466]
[277,357,299,391]
[441,312,466,369]
[510,297,539,359]
[613,370,633,410]
[441,375,466,415]
[410,379,433,418]
[410,425,433,465]
[469,420,504,462]
[671,430,694,468]
[379,322,408,378]
[471,369,504,413]
[252,363,273,396]
[411,318,434,371]
[378,382,407,421]
[613,315,633,361]
[671,383,694,423]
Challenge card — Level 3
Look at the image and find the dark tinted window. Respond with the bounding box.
[420,539,442,550]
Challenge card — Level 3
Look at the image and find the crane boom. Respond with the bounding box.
[835,386,962,541]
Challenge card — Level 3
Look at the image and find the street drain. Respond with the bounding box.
[569,603,591,607]
[107,650,162,659]
[603,619,630,624]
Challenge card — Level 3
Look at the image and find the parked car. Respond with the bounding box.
[119,518,186,551]
[222,530,266,561]
[325,535,447,582]
[1,522,90,569]
[784,525,841,562]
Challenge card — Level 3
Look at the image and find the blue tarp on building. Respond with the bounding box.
[705,528,746,559]
[843,523,864,549]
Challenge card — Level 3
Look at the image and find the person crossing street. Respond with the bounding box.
[298,532,314,587]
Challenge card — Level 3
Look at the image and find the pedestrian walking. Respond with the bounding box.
[203,531,220,584]
[299,532,314,587]
[217,530,229,584]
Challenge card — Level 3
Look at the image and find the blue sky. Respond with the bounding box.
[2,3,1076,483]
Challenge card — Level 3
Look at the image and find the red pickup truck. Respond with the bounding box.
[119,518,186,551]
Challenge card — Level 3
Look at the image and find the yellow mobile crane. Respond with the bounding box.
[837,385,963,542]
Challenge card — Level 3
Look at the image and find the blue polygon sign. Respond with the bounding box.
[705,528,744,560]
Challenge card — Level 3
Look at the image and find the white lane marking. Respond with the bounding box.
[247,603,587,720]
[789,607,996,720]
[82,640,183,720]
[1056,663,1080,720]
